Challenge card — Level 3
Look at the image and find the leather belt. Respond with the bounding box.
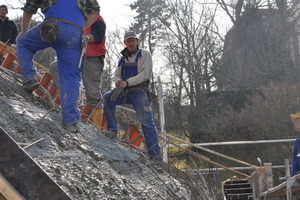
[46,17,83,32]
[128,85,148,91]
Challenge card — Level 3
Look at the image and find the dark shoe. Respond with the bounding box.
[63,124,80,133]
[149,155,163,173]
[103,130,118,139]
[23,79,40,93]
[150,155,163,162]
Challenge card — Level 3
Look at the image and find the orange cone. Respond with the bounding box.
[128,124,144,148]
[80,104,93,122]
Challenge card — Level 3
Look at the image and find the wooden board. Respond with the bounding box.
[260,173,300,198]
[0,173,24,200]
[0,193,7,200]
[0,126,73,200]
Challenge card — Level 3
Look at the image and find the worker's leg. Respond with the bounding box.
[103,90,125,131]
[82,57,104,107]
[55,24,82,125]
[129,90,160,157]
[17,23,50,82]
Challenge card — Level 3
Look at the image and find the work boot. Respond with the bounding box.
[63,124,80,133]
[149,155,163,173]
[102,130,118,139]
[23,79,40,93]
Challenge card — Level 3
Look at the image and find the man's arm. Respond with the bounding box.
[85,14,98,28]
[114,58,123,87]
[16,11,33,41]
[88,20,106,44]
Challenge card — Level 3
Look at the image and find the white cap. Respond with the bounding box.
[124,31,138,41]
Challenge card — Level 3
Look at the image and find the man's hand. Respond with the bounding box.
[16,30,26,42]
[115,80,122,87]
[85,14,98,28]
[115,80,128,88]
[119,81,128,88]
[17,12,32,42]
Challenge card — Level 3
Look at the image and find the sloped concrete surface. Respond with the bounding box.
[0,69,215,200]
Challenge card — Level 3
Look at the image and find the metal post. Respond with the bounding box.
[285,159,292,200]
[157,76,168,163]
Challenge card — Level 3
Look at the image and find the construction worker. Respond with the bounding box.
[82,12,106,124]
[103,31,162,161]
[16,0,100,133]
[46,13,106,128]
[0,5,18,45]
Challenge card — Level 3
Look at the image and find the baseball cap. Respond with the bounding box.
[124,31,138,41]
[0,5,8,13]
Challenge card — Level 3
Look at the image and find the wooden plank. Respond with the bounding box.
[0,126,73,200]
[0,173,25,200]
[259,174,300,198]
[0,193,7,200]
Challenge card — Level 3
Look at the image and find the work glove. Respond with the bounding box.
[110,87,128,102]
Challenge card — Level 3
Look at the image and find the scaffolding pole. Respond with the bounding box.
[157,76,168,163]
[168,138,296,148]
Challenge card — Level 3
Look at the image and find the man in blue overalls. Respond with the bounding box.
[103,31,161,161]
[16,0,100,133]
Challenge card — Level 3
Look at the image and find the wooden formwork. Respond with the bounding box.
[0,126,73,200]
[0,173,25,200]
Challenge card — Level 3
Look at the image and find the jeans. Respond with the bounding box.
[17,20,82,125]
[103,89,160,157]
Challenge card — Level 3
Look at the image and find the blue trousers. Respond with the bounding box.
[17,20,82,125]
[292,138,300,176]
[103,89,161,157]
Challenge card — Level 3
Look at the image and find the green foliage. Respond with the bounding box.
[129,0,170,53]
[188,89,258,142]
[201,81,299,176]
[169,81,299,184]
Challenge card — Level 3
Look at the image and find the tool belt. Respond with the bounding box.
[40,17,83,42]
[128,85,148,92]
[128,85,157,101]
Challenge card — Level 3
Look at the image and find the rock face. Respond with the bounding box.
[0,69,215,200]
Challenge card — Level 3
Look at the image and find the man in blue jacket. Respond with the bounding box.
[0,5,18,45]
[16,0,100,133]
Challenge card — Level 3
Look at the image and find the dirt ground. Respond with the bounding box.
[0,69,217,200]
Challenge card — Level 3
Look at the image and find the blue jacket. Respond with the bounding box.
[0,17,18,44]
[291,138,300,176]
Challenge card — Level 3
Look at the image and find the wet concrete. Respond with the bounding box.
[0,70,216,200]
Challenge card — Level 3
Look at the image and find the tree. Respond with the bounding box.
[214,0,299,90]
[161,0,223,137]
[129,0,170,54]
[129,0,171,99]
[102,29,125,93]
[203,81,300,183]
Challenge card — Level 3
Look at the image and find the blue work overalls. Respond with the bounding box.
[17,0,83,125]
[103,50,161,157]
